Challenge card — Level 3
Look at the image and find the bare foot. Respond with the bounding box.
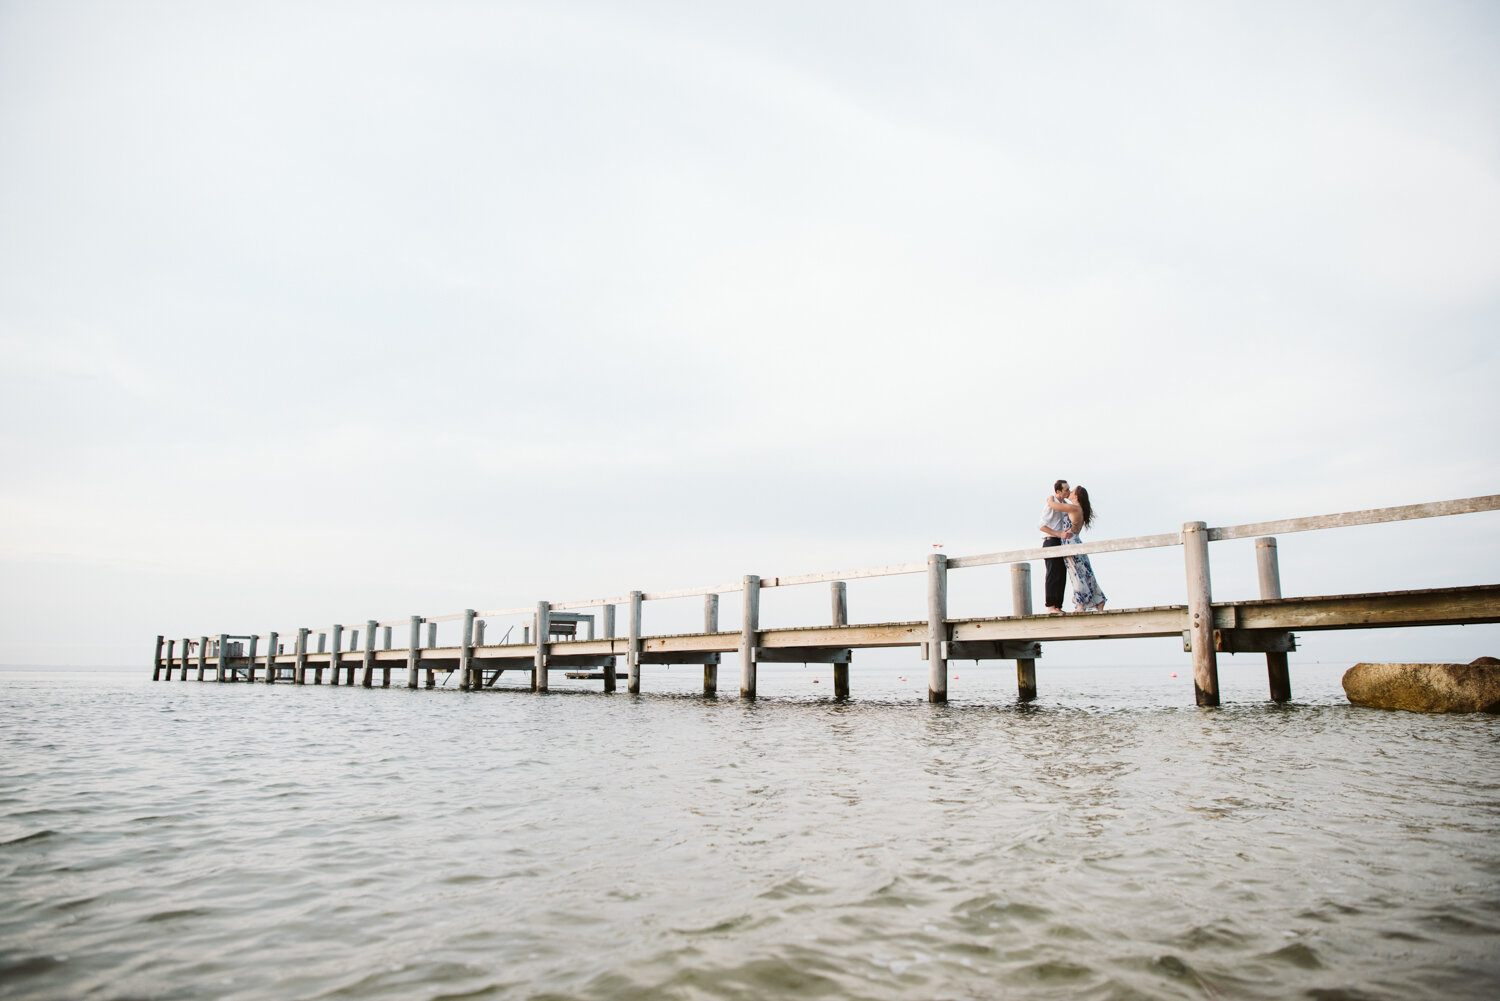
[1045,607,1063,615]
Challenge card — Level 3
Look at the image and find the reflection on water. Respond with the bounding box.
[1,665,1498,1000]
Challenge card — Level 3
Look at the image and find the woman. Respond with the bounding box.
[1047,486,1106,612]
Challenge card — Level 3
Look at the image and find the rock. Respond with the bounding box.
[1342,662,1500,713]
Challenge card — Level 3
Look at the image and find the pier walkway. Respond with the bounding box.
[152,495,1499,706]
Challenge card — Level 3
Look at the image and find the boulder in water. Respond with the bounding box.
[1342,659,1500,713]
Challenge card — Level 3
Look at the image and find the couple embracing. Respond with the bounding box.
[1038,479,1107,614]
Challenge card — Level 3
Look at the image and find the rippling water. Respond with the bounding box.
[2,664,1498,1000]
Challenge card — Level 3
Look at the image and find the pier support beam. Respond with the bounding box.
[1184,521,1220,706]
[602,605,617,692]
[459,609,475,691]
[361,620,377,687]
[831,582,850,699]
[216,634,228,683]
[407,616,421,689]
[163,638,173,682]
[196,636,206,681]
[1257,537,1292,703]
[1011,564,1037,701]
[627,591,643,694]
[704,594,719,696]
[533,602,550,692]
[246,635,258,683]
[153,636,164,681]
[329,625,342,686]
[295,628,308,684]
[266,632,279,683]
[740,575,760,699]
[927,554,948,703]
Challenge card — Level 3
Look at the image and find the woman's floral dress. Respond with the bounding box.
[1062,524,1107,611]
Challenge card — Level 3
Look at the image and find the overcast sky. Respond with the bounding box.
[2,0,1496,670]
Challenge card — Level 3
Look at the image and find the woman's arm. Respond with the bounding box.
[1046,497,1081,514]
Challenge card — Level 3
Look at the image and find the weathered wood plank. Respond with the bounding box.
[1209,494,1500,543]
[1231,585,1500,631]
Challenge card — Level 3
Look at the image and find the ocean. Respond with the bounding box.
[2,663,1497,1000]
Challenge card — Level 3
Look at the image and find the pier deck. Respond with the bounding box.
[154,496,1499,706]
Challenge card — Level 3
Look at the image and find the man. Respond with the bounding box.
[1038,478,1074,613]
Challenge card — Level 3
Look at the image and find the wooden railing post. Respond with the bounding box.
[266,631,278,683]
[474,619,486,647]
[739,575,760,698]
[1184,522,1219,706]
[627,591,643,694]
[1257,537,1292,702]
[1011,564,1037,701]
[704,594,719,695]
[427,622,437,649]
[459,609,475,690]
[153,636,164,680]
[295,628,308,684]
[602,604,617,692]
[383,625,392,650]
[533,602,550,692]
[927,554,948,703]
[329,625,342,686]
[407,616,420,688]
[831,582,850,699]
[361,620,377,687]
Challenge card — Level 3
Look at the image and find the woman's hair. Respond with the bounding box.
[1074,486,1094,528]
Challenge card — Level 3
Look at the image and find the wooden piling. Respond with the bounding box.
[383,625,392,650]
[740,575,760,698]
[474,619,486,646]
[831,582,849,699]
[459,609,475,690]
[329,625,342,686]
[163,638,173,682]
[704,594,719,695]
[244,635,257,682]
[361,620,377,687]
[602,604,617,692]
[216,633,228,683]
[1184,521,1220,707]
[533,602,550,692]
[1257,537,1292,702]
[197,636,207,681]
[295,628,308,684]
[266,631,278,683]
[182,637,190,681]
[407,616,420,688]
[153,636,164,681]
[1011,564,1037,701]
[927,554,948,703]
[627,591,643,694]
[427,622,436,648]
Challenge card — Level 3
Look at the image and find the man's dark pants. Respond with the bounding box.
[1043,536,1066,609]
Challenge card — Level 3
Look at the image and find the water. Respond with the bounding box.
[3,664,1498,1000]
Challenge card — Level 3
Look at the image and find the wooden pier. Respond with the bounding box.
[152,495,1500,706]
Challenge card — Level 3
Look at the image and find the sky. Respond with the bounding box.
[1,0,1497,671]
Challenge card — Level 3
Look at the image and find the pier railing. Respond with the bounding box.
[153,494,1499,706]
